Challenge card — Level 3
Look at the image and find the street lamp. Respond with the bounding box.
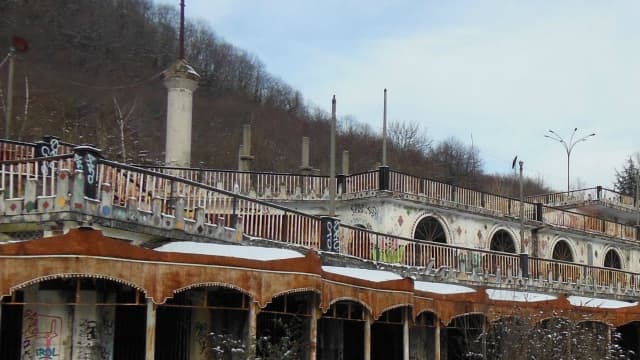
[544,128,596,193]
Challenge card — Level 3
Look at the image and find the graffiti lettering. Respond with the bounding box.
[350,204,378,217]
[21,309,63,360]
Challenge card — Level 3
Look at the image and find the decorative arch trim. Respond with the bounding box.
[411,212,451,244]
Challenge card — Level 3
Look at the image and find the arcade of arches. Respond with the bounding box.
[3,229,640,359]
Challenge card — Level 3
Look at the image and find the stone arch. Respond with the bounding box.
[446,313,488,359]
[551,239,574,262]
[603,247,623,269]
[489,228,517,253]
[8,273,148,299]
[412,214,449,244]
[172,281,253,298]
[324,297,373,318]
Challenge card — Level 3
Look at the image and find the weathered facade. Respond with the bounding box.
[1,139,640,359]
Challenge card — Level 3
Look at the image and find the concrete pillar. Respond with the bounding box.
[342,150,350,176]
[247,301,258,359]
[164,60,200,167]
[238,124,254,171]
[146,300,157,360]
[309,295,319,360]
[72,291,115,359]
[190,290,209,360]
[434,322,441,360]
[22,289,73,360]
[403,308,410,360]
[364,312,372,360]
[300,137,314,174]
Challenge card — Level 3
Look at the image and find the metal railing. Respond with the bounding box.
[1,155,639,292]
[0,154,75,199]
[528,187,637,209]
[389,170,537,218]
[140,166,332,198]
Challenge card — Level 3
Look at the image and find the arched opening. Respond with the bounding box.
[552,240,573,262]
[372,307,408,360]
[490,230,516,253]
[414,216,447,244]
[616,321,640,358]
[484,230,518,277]
[411,312,438,360]
[485,316,529,359]
[0,277,146,360]
[318,300,367,360]
[257,291,315,359]
[604,249,622,269]
[445,313,487,359]
[156,285,251,360]
[412,216,448,268]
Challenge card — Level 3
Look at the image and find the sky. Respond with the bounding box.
[157,0,639,192]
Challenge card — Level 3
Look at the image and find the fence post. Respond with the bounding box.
[320,216,340,253]
[520,253,529,278]
[336,174,347,195]
[72,145,102,200]
[536,203,543,222]
[596,186,602,201]
[378,166,390,191]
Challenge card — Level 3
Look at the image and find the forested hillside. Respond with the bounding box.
[0,0,550,196]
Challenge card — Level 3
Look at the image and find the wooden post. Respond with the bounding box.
[145,300,156,360]
[364,312,372,360]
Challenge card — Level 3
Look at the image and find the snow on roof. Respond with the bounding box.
[155,242,304,261]
[414,281,476,295]
[322,266,402,282]
[486,289,557,302]
[567,296,638,309]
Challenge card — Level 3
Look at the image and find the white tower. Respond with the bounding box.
[164,59,200,167]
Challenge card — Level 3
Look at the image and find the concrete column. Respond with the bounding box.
[434,322,441,360]
[146,300,157,360]
[189,289,209,360]
[247,301,258,359]
[164,61,200,167]
[308,295,319,360]
[403,308,410,360]
[364,312,372,360]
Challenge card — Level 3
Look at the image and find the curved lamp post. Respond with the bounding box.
[544,128,596,193]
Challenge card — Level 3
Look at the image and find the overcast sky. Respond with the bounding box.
[158,0,639,192]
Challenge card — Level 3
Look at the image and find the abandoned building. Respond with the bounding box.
[3,10,640,359]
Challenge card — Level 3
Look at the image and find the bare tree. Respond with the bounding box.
[112,96,137,162]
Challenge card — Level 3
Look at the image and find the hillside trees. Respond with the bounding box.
[614,155,639,196]
[0,0,551,195]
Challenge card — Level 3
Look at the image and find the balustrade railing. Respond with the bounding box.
[528,187,637,209]
[0,154,74,199]
[345,170,378,194]
[340,225,522,278]
[141,166,331,198]
[98,160,323,248]
[2,154,640,292]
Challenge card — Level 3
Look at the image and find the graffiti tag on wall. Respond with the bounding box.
[21,309,63,360]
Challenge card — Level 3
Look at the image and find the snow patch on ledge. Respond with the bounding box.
[567,296,637,309]
[486,289,556,302]
[322,266,402,282]
[155,242,304,261]
[415,281,476,295]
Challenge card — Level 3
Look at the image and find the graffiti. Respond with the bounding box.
[76,317,112,360]
[321,218,340,253]
[194,321,209,356]
[73,154,84,171]
[36,138,60,177]
[85,154,96,185]
[375,238,406,263]
[350,204,378,217]
[21,309,63,360]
